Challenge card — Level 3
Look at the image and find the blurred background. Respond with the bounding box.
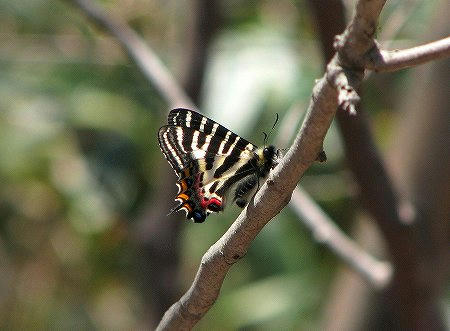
[0,0,448,329]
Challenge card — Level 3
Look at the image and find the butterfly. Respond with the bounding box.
[158,108,279,223]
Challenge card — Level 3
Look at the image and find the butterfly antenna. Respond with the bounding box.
[262,131,268,148]
[272,113,279,131]
[266,113,279,143]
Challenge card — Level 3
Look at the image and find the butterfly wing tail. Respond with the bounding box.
[167,203,184,216]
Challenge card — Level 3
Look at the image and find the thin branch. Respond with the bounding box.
[290,188,392,288]
[365,37,450,72]
[364,0,421,80]
[157,70,339,331]
[157,0,388,329]
[67,0,195,109]
[277,103,392,288]
[310,0,449,329]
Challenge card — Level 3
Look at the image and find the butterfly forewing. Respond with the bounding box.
[168,109,257,154]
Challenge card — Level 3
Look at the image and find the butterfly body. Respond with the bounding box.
[158,108,278,223]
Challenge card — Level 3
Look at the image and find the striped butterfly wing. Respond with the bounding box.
[158,108,260,222]
[160,108,258,176]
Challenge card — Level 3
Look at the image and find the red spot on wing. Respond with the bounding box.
[201,197,222,211]
[200,197,208,209]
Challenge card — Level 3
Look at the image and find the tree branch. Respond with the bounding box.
[66,0,195,109]
[157,0,388,329]
[365,37,450,72]
[290,188,392,288]
[157,68,339,331]
[277,104,392,289]
[309,0,449,329]
[335,0,386,67]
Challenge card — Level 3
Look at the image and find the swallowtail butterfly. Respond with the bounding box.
[158,108,279,223]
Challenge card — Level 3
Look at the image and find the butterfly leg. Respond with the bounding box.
[234,174,259,208]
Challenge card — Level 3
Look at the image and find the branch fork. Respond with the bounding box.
[364,36,450,72]
[326,61,362,115]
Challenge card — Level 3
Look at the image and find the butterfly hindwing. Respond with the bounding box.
[158,108,277,223]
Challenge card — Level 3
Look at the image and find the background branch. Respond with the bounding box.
[365,37,450,72]
[277,103,392,288]
[67,0,194,108]
[309,0,449,329]
[309,0,404,266]
[182,0,222,104]
[290,188,391,288]
[66,0,219,326]
[133,1,221,327]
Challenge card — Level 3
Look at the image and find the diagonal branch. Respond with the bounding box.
[365,37,450,72]
[290,188,392,288]
[157,68,339,331]
[277,104,392,288]
[66,0,195,109]
[157,0,388,329]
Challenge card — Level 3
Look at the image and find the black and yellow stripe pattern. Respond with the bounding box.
[158,108,278,223]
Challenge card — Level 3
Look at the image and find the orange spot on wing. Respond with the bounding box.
[177,193,189,201]
[183,203,193,212]
[179,180,187,192]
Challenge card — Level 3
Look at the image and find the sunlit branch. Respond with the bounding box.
[365,37,450,72]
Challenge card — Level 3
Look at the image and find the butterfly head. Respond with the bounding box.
[260,145,279,170]
[263,145,276,161]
